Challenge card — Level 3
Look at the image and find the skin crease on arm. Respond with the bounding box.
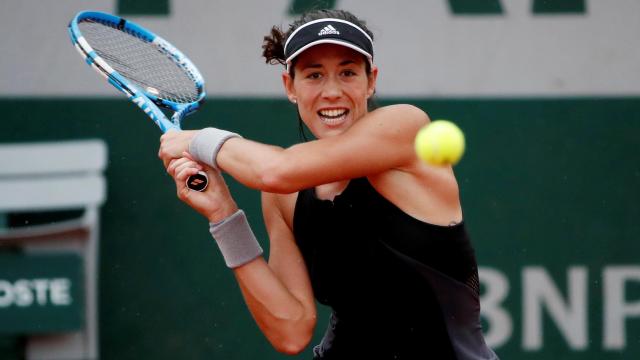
[167,156,316,355]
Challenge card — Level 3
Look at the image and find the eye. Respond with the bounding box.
[306,72,322,80]
[341,69,357,77]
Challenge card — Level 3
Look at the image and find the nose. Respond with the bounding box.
[321,75,342,101]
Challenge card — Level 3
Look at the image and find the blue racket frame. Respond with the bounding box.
[68,11,206,133]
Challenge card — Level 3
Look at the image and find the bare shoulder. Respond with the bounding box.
[372,104,430,125]
[358,104,431,141]
[365,105,463,225]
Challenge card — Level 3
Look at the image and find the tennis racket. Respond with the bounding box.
[68,11,208,191]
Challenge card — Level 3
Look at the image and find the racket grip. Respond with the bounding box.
[186,171,208,192]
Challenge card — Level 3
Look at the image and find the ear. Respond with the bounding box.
[367,65,379,99]
[282,71,297,104]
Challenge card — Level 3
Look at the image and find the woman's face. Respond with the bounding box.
[283,44,377,138]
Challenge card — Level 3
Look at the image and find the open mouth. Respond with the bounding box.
[318,108,349,127]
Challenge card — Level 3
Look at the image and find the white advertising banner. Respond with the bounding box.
[1,0,639,97]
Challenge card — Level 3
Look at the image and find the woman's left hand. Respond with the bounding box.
[167,152,239,223]
[158,129,199,167]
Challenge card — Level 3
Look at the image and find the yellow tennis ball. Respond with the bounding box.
[414,120,466,166]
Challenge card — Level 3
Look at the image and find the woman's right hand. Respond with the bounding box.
[167,152,238,223]
[158,129,198,168]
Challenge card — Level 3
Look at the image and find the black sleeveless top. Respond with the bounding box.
[293,177,497,360]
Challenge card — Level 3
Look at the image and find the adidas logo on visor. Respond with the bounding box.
[318,25,340,36]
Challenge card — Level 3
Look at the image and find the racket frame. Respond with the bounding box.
[68,11,209,192]
[68,11,206,133]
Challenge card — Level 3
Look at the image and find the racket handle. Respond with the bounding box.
[186,171,208,192]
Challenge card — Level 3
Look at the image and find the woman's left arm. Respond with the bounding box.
[160,104,428,193]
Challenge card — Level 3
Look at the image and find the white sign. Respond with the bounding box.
[0,278,72,308]
[480,265,640,351]
[1,0,639,97]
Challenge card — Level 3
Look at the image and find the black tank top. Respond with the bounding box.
[293,177,497,360]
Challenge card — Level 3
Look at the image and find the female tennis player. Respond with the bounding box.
[159,9,497,360]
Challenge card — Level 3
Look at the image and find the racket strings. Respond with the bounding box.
[79,19,200,104]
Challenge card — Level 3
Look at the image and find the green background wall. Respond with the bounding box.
[1,97,639,359]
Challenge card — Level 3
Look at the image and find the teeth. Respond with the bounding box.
[319,109,347,118]
[322,117,345,126]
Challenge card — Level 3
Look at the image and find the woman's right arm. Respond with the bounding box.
[168,156,316,354]
[232,191,316,354]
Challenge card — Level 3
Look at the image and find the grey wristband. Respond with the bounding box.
[189,127,241,170]
[209,210,263,268]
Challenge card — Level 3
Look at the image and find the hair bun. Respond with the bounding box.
[262,26,286,66]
